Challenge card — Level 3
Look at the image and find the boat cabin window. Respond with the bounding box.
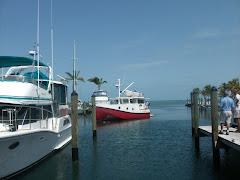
[53,84,67,105]
[63,118,70,126]
[130,99,137,104]
[138,99,144,104]
[122,99,129,104]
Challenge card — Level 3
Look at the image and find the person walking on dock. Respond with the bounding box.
[219,91,235,135]
[233,89,240,132]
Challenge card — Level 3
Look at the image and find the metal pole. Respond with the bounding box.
[37,0,40,96]
[73,40,76,92]
[29,107,31,129]
[71,91,79,162]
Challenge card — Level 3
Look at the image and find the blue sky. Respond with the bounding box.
[0,0,239,101]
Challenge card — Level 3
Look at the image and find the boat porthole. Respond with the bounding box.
[126,107,128,110]
[9,142,19,150]
[132,108,134,110]
[119,107,121,109]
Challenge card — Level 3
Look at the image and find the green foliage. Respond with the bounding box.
[65,71,85,82]
[194,78,240,98]
[218,82,228,98]
[65,71,85,91]
[218,78,240,98]
[193,88,200,93]
[88,77,107,90]
[201,84,211,98]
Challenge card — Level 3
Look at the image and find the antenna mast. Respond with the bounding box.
[73,40,76,92]
[37,0,40,96]
[51,0,54,101]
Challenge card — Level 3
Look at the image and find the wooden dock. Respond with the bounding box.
[191,87,240,167]
[198,126,240,151]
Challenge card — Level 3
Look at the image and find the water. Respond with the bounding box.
[13,100,240,180]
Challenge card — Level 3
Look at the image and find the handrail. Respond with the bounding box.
[1,75,49,90]
[0,105,54,132]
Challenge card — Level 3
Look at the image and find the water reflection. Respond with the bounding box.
[72,162,80,180]
[96,117,151,127]
[9,101,240,180]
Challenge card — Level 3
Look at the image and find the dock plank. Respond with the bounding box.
[198,126,240,151]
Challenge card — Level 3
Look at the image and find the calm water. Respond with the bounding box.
[13,100,240,180]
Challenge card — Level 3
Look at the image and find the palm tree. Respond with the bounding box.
[202,84,211,106]
[218,82,228,98]
[203,85,211,97]
[88,77,107,90]
[227,78,240,96]
[65,71,85,91]
[193,88,200,93]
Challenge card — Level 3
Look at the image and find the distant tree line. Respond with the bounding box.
[193,78,240,99]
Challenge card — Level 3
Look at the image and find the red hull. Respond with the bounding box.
[96,107,150,121]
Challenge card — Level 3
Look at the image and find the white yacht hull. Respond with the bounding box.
[0,119,71,179]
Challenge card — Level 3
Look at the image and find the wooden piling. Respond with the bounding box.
[210,86,220,165]
[71,91,79,162]
[191,92,195,137]
[193,90,199,150]
[92,96,97,137]
[83,102,86,115]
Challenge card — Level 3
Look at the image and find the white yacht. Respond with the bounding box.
[0,56,72,179]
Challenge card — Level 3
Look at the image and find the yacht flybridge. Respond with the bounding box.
[0,56,52,105]
[92,79,150,121]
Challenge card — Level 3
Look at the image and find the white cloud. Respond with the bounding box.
[193,30,220,39]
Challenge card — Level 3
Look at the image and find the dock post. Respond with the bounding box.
[191,92,195,137]
[193,90,199,150]
[83,102,86,115]
[92,96,97,138]
[211,86,220,165]
[71,91,79,162]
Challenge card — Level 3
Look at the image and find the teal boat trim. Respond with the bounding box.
[0,95,51,101]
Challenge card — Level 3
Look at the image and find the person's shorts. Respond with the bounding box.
[220,111,232,124]
[234,109,240,118]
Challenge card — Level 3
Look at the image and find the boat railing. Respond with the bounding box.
[0,75,48,90]
[0,104,55,132]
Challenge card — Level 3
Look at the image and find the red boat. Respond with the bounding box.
[92,79,150,121]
